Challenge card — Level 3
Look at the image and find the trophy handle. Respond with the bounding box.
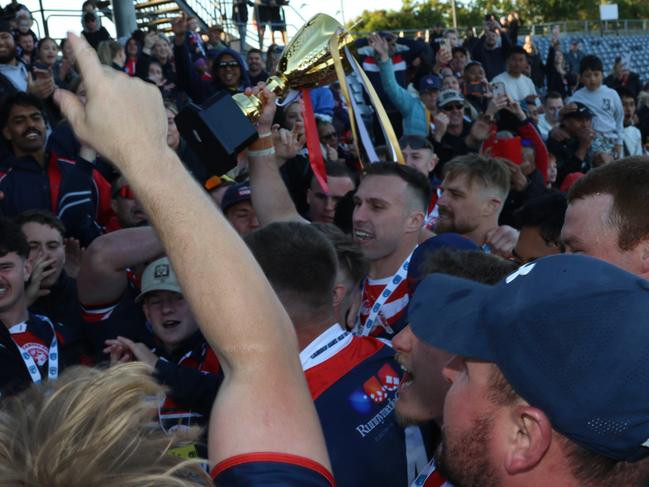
[232,74,290,123]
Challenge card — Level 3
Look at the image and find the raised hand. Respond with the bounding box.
[54,33,169,171]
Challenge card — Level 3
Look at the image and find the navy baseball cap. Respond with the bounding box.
[561,102,594,120]
[221,181,251,213]
[408,254,649,461]
[407,233,479,285]
[418,75,442,93]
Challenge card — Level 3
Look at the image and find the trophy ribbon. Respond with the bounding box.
[301,88,330,193]
[328,33,363,167]
[345,49,405,165]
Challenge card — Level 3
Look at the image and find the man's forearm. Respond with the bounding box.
[77,226,164,305]
[248,152,306,225]
[116,148,297,372]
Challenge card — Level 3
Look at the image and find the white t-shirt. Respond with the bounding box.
[623,125,643,156]
[492,71,538,104]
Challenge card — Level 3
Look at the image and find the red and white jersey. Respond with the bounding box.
[411,459,453,487]
[358,274,411,338]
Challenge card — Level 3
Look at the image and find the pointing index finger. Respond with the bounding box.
[66,32,104,94]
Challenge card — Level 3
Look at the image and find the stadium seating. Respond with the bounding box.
[528,34,649,82]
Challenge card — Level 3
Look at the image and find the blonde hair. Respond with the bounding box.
[0,363,212,487]
[97,40,124,66]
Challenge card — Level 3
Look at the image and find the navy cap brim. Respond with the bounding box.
[408,273,496,361]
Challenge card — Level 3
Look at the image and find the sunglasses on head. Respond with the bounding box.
[218,61,240,69]
[399,135,433,151]
[442,103,463,111]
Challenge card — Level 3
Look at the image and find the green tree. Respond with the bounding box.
[349,0,649,31]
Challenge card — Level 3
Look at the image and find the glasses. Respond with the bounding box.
[321,132,338,141]
[218,61,240,69]
[442,103,463,111]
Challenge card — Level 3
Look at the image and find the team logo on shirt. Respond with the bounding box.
[23,342,49,366]
[350,363,400,408]
[602,98,611,112]
[347,364,401,438]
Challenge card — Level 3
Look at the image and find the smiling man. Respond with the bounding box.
[0,92,112,245]
[0,217,82,396]
[352,163,431,338]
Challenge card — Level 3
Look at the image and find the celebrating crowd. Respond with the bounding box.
[0,1,649,486]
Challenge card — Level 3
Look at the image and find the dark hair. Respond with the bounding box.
[310,161,356,188]
[311,223,368,285]
[419,248,517,286]
[362,162,432,212]
[451,46,467,57]
[507,45,527,58]
[245,222,338,310]
[513,193,567,245]
[568,157,649,250]
[544,91,563,103]
[0,92,45,130]
[14,209,66,239]
[16,31,33,41]
[618,88,636,101]
[37,37,58,53]
[399,134,434,151]
[580,55,603,75]
[247,48,263,57]
[0,217,29,259]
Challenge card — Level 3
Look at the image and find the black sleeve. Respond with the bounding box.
[500,170,547,226]
[154,359,223,416]
[173,39,213,103]
[57,158,104,247]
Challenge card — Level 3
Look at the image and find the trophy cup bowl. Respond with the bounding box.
[233,13,355,121]
[175,13,355,176]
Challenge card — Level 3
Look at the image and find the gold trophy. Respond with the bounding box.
[233,13,355,121]
[175,13,358,176]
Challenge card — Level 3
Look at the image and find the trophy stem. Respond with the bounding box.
[232,73,290,124]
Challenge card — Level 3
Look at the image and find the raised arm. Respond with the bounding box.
[55,33,330,472]
[247,87,308,225]
[77,226,164,306]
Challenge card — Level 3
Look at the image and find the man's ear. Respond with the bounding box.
[2,126,11,142]
[483,195,502,217]
[23,257,32,282]
[503,405,552,475]
[332,282,346,309]
[638,239,649,278]
[405,210,425,234]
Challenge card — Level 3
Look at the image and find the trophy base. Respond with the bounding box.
[175,91,259,176]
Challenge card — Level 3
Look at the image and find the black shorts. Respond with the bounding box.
[255,5,286,31]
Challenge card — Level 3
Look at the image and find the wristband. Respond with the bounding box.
[257,131,272,138]
[248,147,276,157]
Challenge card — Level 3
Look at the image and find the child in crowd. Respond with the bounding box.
[569,55,624,158]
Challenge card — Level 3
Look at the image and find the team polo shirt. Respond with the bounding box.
[0,313,84,395]
[358,272,411,338]
[154,335,222,433]
[211,453,335,486]
[411,459,452,487]
[301,324,412,487]
[80,270,152,354]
